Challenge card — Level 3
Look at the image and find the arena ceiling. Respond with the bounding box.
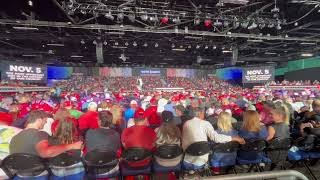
[0,0,320,68]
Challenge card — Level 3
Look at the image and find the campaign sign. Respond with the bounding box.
[242,66,274,83]
[1,62,47,82]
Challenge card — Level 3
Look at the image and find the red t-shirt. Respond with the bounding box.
[78,111,99,132]
[144,106,161,126]
[121,125,156,167]
[0,112,13,125]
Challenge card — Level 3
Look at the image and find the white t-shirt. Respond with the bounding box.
[157,98,168,113]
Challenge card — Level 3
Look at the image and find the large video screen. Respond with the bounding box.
[48,66,73,79]
[0,62,47,83]
[242,66,275,83]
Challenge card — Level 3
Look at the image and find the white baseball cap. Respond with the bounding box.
[130,100,138,105]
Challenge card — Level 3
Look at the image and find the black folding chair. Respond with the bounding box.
[184,141,211,176]
[153,144,183,176]
[84,149,120,180]
[289,135,317,180]
[266,138,292,170]
[47,150,84,179]
[121,147,153,178]
[237,139,269,172]
[1,153,48,179]
[210,141,239,174]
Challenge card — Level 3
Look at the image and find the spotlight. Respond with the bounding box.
[105,11,114,20]
[194,16,201,25]
[150,15,159,22]
[133,41,137,46]
[233,21,240,29]
[155,43,159,47]
[173,17,181,24]
[223,21,230,27]
[143,42,148,47]
[205,45,209,49]
[93,40,97,45]
[196,45,200,49]
[214,20,222,27]
[294,22,299,26]
[115,42,119,46]
[141,14,148,21]
[213,45,217,49]
[117,12,124,22]
[188,45,192,49]
[204,19,212,27]
[161,16,169,24]
[80,9,87,15]
[248,22,258,29]
[276,23,282,30]
[259,23,266,29]
[81,40,85,44]
[28,0,33,7]
[171,44,175,48]
[267,23,275,28]
[241,21,249,28]
[128,13,135,22]
[103,41,108,45]
[125,42,129,46]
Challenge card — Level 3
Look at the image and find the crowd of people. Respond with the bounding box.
[0,76,319,179]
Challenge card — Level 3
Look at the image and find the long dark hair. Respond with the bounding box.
[54,117,78,144]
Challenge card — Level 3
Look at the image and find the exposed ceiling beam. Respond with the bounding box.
[1,19,320,42]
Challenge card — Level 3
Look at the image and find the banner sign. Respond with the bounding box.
[1,62,47,83]
[242,66,275,83]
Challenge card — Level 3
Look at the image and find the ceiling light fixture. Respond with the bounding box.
[47,43,64,47]
[301,53,313,57]
[71,55,83,58]
[13,26,39,30]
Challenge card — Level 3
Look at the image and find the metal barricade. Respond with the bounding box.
[203,170,309,180]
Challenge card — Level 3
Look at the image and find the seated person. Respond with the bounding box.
[267,105,290,141]
[10,110,83,157]
[85,110,121,177]
[121,112,157,167]
[9,110,82,178]
[182,108,244,168]
[211,112,239,168]
[49,117,84,179]
[238,110,268,160]
[154,111,182,167]
[51,108,79,139]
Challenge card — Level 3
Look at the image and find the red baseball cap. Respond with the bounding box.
[63,101,72,108]
[134,108,145,119]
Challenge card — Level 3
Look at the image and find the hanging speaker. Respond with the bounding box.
[96,41,104,64]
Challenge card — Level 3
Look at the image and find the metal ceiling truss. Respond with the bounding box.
[1,19,318,42]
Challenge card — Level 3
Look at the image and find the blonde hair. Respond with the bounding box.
[242,110,261,132]
[110,105,123,127]
[273,104,290,124]
[217,112,233,133]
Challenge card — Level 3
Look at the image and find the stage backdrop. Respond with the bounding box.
[167,68,195,78]
[99,67,132,77]
[0,61,47,83]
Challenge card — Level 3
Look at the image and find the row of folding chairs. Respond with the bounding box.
[1,134,319,180]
